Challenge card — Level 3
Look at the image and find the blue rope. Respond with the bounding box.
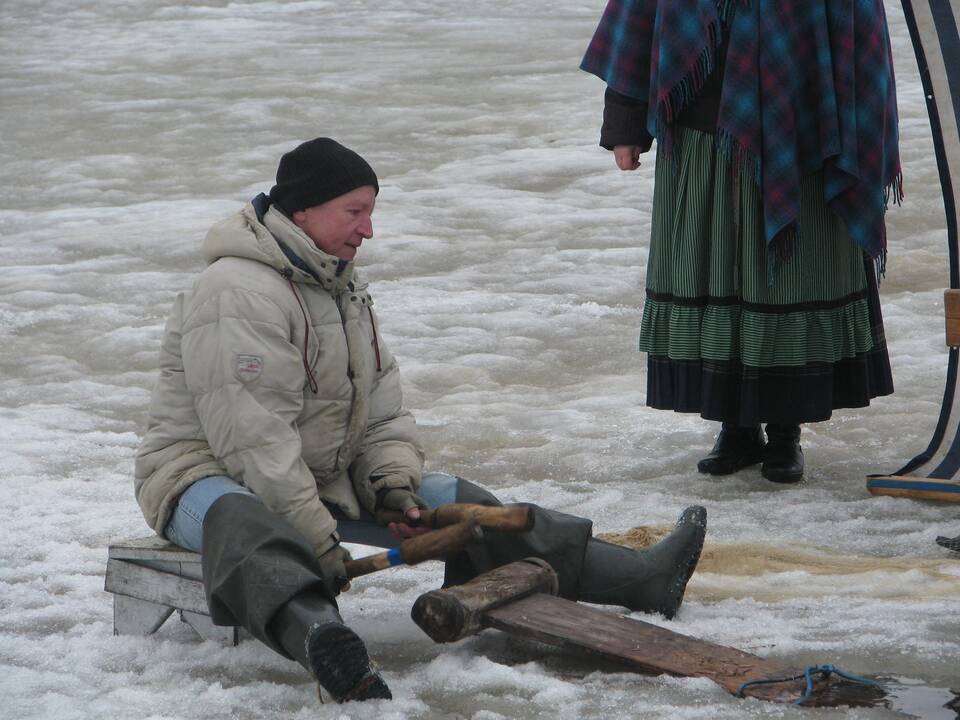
[735,664,882,704]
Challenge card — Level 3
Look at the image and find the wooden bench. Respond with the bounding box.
[104,536,240,645]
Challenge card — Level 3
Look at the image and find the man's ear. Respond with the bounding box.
[291,209,306,228]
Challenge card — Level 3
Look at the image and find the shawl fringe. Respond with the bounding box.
[885,173,905,208]
[656,20,722,158]
[656,0,745,156]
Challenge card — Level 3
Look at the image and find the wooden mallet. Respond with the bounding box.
[342,519,484,585]
[375,503,534,533]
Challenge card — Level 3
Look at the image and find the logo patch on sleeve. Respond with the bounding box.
[235,354,264,382]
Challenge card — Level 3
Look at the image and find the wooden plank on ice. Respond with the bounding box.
[412,561,885,708]
[483,593,884,707]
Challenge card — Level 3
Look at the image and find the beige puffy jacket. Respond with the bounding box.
[135,201,424,555]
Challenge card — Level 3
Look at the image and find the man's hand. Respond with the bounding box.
[614,144,642,171]
[317,542,353,595]
[377,488,430,540]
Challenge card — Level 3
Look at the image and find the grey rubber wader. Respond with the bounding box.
[201,493,390,702]
[272,596,391,702]
[447,478,706,618]
[578,505,707,619]
[270,594,343,669]
[444,477,593,599]
[201,492,337,658]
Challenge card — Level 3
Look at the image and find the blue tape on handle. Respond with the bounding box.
[387,548,403,567]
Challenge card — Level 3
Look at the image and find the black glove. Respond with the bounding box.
[316,535,352,597]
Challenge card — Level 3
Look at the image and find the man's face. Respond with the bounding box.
[291,185,376,261]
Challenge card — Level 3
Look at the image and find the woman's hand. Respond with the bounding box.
[614,145,642,171]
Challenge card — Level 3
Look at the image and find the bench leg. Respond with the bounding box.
[114,595,174,635]
[179,610,239,646]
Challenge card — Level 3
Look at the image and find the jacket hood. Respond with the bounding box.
[201,200,356,291]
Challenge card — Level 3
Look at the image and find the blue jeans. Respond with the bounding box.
[164,471,460,553]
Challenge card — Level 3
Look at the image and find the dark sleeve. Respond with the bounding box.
[600,87,655,152]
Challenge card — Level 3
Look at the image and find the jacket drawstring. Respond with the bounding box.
[286,276,319,394]
[367,305,382,372]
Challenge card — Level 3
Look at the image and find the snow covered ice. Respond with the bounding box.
[1,1,958,718]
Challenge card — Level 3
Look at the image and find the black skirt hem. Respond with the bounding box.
[645,350,894,425]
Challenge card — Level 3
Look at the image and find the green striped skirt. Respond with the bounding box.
[639,127,893,425]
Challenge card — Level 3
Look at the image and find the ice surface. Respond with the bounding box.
[1,1,957,718]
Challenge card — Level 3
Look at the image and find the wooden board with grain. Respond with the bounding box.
[484,593,884,707]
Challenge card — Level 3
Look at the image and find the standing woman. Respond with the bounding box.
[580,0,902,483]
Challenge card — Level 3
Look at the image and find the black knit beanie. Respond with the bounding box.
[269,138,379,215]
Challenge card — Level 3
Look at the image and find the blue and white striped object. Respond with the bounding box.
[868,0,960,502]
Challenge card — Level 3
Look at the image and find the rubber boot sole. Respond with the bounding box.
[936,534,960,552]
[657,505,707,619]
[306,622,392,703]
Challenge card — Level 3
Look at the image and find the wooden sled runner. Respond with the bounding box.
[868,0,960,502]
[413,560,885,708]
[866,474,960,501]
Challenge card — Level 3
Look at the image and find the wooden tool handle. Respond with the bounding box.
[344,520,483,579]
[375,503,534,533]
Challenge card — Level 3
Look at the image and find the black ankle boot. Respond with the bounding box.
[272,594,392,703]
[577,506,707,619]
[697,423,765,475]
[762,423,804,483]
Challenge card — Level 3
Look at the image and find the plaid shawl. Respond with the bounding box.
[581,0,902,266]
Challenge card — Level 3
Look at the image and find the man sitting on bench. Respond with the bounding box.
[134,137,707,704]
